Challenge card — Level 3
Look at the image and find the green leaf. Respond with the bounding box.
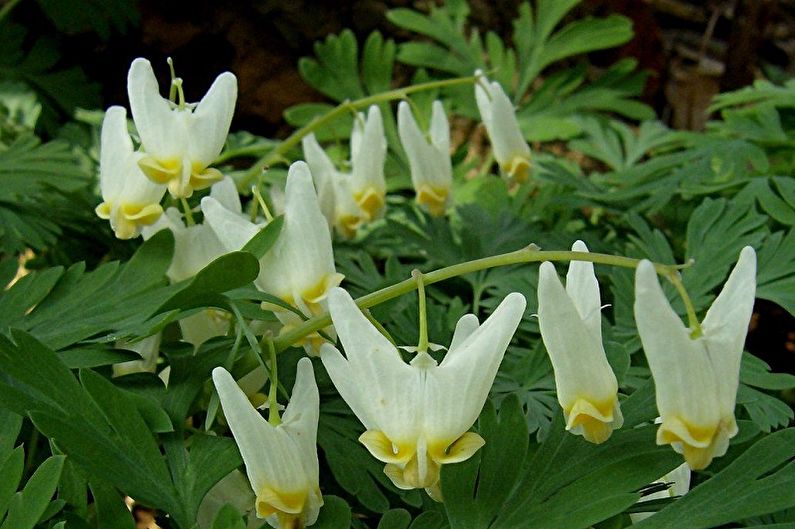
[0,446,24,519]
[741,353,795,391]
[157,251,260,313]
[757,229,795,316]
[0,230,175,350]
[299,30,365,102]
[442,396,529,528]
[241,215,283,259]
[631,429,795,528]
[312,495,352,529]
[362,31,396,95]
[494,390,681,529]
[682,198,767,311]
[89,481,135,529]
[377,509,412,529]
[737,384,794,433]
[1,455,65,529]
[211,504,246,529]
[173,433,243,523]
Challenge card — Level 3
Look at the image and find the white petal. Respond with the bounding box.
[99,106,134,200]
[397,101,452,191]
[200,196,260,252]
[168,222,226,282]
[446,313,480,355]
[212,367,276,496]
[702,246,756,417]
[565,240,603,342]
[127,58,185,160]
[210,177,243,214]
[188,71,237,168]
[301,133,337,227]
[429,101,450,154]
[325,288,422,443]
[538,261,616,411]
[482,80,530,166]
[426,293,525,440]
[281,358,320,486]
[282,162,337,297]
[350,105,386,194]
[634,261,721,429]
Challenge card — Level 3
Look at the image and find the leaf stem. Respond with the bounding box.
[273,246,691,351]
[241,75,479,186]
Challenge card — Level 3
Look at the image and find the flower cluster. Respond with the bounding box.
[94,59,760,527]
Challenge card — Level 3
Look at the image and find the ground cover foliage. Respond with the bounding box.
[0,1,794,528]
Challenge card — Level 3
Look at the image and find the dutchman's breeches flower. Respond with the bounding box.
[127,58,237,198]
[634,246,757,470]
[320,288,526,499]
[397,101,453,217]
[349,105,387,221]
[538,241,623,443]
[213,358,323,528]
[95,106,166,240]
[474,71,532,183]
[203,162,343,353]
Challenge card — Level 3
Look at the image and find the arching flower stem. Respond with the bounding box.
[273,246,697,353]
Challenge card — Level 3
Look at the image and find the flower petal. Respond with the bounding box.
[565,240,603,341]
[324,287,422,443]
[702,246,757,417]
[127,58,184,161]
[188,71,237,168]
[200,196,260,252]
[424,292,525,441]
[634,261,722,438]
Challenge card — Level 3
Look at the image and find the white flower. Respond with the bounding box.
[537,240,623,443]
[202,162,343,353]
[256,162,344,319]
[474,71,532,183]
[212,358,323,528]
[397,101,452,217]
[320,288,526,498]
[95,106,166,240]
[301,105,386,238]
[349,105,387,220]
[634,246,756,470]
[127,58,237,198]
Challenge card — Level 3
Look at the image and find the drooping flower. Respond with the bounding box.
[256,162,344,324]
[349,105,387,220]
[213,357,323,528]
[474,71,532,183]
[397,101,453,217]
[634,246,756,470]
[95,106,166,240]
[202,162,343,352]
[301,105,387,238]
[320,288,526,499]
[537,240,623,444]
[127,58,237,198]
